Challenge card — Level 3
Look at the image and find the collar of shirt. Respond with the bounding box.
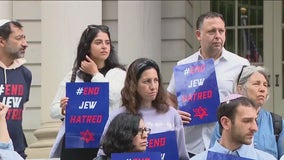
[212,140,255,158]
[196,48,228,62]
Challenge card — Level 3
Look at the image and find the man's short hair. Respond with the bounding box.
[0,20,23,40]
[196,12,225,30]
[217,94,255,129]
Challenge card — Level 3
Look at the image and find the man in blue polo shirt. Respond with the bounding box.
[191,94,276,160]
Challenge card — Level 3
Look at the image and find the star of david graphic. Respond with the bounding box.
[80,129,95,143]
[193,106,208,119]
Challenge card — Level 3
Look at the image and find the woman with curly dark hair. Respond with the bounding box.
[94,112,150,160]
[97,58,189,160]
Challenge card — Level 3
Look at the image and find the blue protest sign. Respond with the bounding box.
[207,151,253,160]
[146,131,178,160]
[174,59,220,126]
[65,82,109,148]
[111,152,161,160]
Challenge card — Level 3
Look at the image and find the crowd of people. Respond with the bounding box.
[0,11,283,160]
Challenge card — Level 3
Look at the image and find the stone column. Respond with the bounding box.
[118,1,161,66]
[0,1,12,19]
[26,1,102,158]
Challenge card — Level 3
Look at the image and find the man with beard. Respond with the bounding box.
[191,94,276,160]
[0,19,31,159]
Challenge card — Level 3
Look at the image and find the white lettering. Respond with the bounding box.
[1,97,22,108]
[78,101,97,109]
[161,153,165,160]
[188,78,205,88]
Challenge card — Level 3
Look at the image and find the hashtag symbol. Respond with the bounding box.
[0,84,4,96]
[76,87,83,95]
[184,68,189,76]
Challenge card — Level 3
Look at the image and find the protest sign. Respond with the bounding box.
[146,131,178,160]
[65,82,109,148]
[112,152,161,160]
[174,59,220,126]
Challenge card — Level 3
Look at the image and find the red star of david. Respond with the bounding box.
[193,106,208,119]
[80,129,95,143]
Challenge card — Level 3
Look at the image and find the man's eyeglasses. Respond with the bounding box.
[138,127,151,137]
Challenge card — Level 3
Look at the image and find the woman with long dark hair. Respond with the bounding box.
[98,58,189,160]
[49,24,126,160]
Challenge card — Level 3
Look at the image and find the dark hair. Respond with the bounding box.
[121,58,169,114]
[72,24,125,82]
[196,12,225,30]
[0,21,23,40]
[101,113,142,156]
[217,96,255,130]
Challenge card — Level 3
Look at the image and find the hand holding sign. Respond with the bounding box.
[60,97,69,115]
[177,110,191,124]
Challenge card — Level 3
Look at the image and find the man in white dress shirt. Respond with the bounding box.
[167,12,250,157]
